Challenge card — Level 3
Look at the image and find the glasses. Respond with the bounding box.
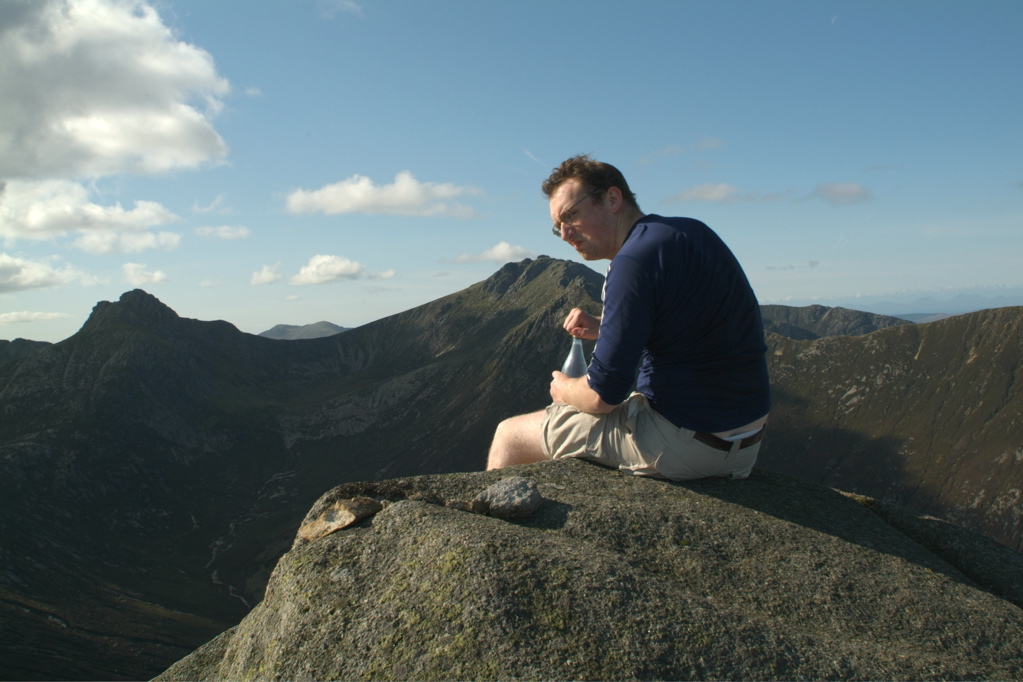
[551,188,601,237]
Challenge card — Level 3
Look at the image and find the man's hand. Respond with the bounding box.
[549,370,573,404]
[550,371,615,414]
[563,308,600,340]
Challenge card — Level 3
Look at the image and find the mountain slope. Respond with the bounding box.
[760,306,1023,551]
[0,257,604,681]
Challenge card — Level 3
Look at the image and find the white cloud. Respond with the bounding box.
[290,254,366,285]
[452,241,537,264]
[809,182,871,205]
[122,262,166,286]
[0,252,82,292]
[638,138,724,165]
[637,145,687,166]
[318,0,364,17]
[74,230,180,255]
[0,311,68,324]
[665,182,797,205]
[0,0,229,181]
[671,183,740,203]
[286,171,481,218]
[522,148,544,166]
[192,194,226,214]
[251,263,282,285]
[695,136,724,150]
[0,180,181,255]
[196,225,250,240]
[0,180,179,238]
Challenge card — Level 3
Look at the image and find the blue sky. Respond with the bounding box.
[1,0,1021,343]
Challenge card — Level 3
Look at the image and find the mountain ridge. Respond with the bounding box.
[2,299,912,350]
[759,303,910,340]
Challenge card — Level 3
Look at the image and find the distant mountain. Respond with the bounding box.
[760,307,1023,552]
[760,304,910,340]
[880,291,1023,316]
[258,321,348,340]
[895,312,957,324]
[0,257,603,681]
[776,287,1023,320]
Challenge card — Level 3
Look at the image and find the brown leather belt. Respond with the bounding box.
[693,427,765,452]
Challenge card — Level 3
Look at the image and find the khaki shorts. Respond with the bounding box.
[541,393,761,481]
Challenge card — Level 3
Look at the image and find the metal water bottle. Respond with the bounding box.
[560,337,588,378]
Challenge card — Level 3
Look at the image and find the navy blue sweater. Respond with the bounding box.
[587,215,771,432]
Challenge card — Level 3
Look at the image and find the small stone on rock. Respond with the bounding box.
[473,477,544,519]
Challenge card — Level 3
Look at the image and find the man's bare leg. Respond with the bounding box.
[486,410,548,470]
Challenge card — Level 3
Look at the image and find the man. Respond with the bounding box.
[486,154,770,480]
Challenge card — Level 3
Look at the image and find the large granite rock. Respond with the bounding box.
[157,459,1023,681]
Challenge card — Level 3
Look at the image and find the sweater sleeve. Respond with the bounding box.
[586,253,656,406]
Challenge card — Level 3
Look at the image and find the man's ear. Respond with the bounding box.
[605,185,624,211]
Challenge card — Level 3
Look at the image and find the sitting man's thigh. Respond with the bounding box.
[542,394,759,481]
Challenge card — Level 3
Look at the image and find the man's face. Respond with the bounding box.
[549,179,614,261]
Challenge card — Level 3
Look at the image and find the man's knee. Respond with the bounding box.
[492,415,515,442]
[487,411,548,470]
[496,411,544,446]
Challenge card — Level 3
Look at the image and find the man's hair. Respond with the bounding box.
[541,154,639,210]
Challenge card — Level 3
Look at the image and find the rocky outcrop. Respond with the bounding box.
[158,459,1023,681]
